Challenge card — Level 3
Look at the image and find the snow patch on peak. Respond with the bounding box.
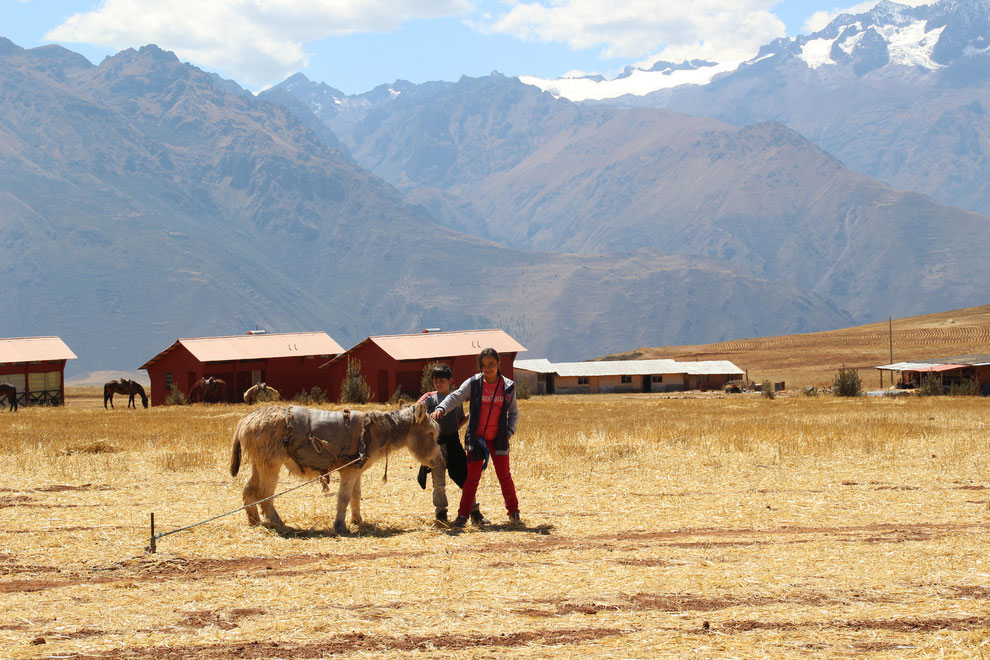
[882,20,945,68]
[518,60,741,101]
[800,36,839,68]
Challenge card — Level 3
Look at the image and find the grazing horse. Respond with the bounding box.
[0,383,17,412]
[243,382,280,404]
[230,403,441,533]
[188,376,227,404]
[104,379,148,409]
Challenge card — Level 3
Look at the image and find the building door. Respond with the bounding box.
[377,370,389,403]
[642,375,651,393]
[546,373,555,394]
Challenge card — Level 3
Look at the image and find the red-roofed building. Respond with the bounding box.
[323,329,526,403]
[140,332,344,406]
[0,336,77,407]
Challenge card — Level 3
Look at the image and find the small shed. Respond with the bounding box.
[140,332,345,406]
[514,358,745,394]
[876,355,990,395]
[323,329,526,403]
[0,336,77,406]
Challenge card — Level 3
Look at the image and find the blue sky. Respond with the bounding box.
[1,0,926,94]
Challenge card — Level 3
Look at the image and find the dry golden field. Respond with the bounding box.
[2,390,990,658]
[612,304,990,388]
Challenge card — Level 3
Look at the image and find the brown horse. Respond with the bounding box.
[104,379,148,409]
[0,383,17,412]
[188,377,228,404]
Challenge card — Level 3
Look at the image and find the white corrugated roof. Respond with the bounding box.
[514,359,556,373]
[0,337,77,363]
[327,329,525,364]
[877,362,950,371]
[141,332,344,369]
[517,358,744,378]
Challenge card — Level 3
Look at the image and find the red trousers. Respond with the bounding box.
[458,438,518,518]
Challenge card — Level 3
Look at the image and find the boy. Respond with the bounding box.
[418,364,488,524]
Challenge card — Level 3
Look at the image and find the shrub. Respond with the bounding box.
[949,378,980,397]
[165,389,186,406]
[388,386,408,404]
[832,368,862,397]
[918,374,944,397]
[294,386,328,405]
[340,357,371,404]
[516,378,531,400]
[761,381,775,399]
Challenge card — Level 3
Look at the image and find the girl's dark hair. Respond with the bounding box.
[477,347,500,368]
[431,364,453,380]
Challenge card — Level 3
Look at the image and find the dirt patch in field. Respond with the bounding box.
[719,615,989,633]
[516,591,844,618]
[4,525,129,535]
[173,607,266,631]
[0,495,33,508]
[34,483,115,493]
[56,626,626,658]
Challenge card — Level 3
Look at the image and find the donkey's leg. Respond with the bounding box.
[244,461,284,527]
[335,468,358,533]
[350,473,363,526]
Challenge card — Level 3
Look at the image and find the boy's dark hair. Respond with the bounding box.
[431,364,453,380]
[477,347,500,369]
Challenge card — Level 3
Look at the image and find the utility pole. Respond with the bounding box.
[888,316,894,387]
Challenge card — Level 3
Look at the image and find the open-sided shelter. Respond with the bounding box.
[876,355,990,395]
[140,332,345,406]
[514,358,745,394]
[323,329,526,403]
[0,336,77,406]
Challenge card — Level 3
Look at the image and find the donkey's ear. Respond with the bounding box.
[399,400,409,410]
[413,402,426,423]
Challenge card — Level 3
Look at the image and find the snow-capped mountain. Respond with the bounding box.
[522,0,990,101]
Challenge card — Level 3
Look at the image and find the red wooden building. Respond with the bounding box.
[0,337,77,407]
[323,329,526,403]
[140,332,344,406]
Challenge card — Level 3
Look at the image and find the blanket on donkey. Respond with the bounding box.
[283,406,366,473]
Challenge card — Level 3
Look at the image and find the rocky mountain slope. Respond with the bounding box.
[0,39,848,373]
[527,0,990,217]
[272,71,990,325]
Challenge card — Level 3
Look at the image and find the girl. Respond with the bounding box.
[432,348,520,527]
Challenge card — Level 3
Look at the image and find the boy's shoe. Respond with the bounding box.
[435,508,448,522]
[508,511,521,525]
[451,516,468,528]
[470,510,491,526]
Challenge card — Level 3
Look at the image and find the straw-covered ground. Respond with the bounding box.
[1,391,989,658]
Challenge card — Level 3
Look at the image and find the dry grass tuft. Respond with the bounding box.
[1,388,989,657]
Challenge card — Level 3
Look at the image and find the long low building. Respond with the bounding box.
[514,358,744,394]
[876,355,990,395]
[140,331,344,405]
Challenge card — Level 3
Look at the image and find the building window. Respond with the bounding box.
[578,376,589,385]
[621,375,632,384]
[165,373,174,391]
[651,375,663,383]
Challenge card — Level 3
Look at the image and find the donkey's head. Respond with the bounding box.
[398,402,441,468]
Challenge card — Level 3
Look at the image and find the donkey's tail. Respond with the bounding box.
[230,436,242,476]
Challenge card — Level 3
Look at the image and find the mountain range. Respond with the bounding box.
[3,0,989,376]
[524,0,990,218]
[0,39,849,374]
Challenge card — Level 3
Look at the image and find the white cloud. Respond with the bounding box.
[482,0,786,65]
[44,0,473,87]
[802,0,932,33]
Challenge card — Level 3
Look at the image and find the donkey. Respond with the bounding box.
[0,383,17,412]
[243,382,279,404]
[104,379,148,409]
[230,403,441,533]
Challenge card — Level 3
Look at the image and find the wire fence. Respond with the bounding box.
[149,457,360,552]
